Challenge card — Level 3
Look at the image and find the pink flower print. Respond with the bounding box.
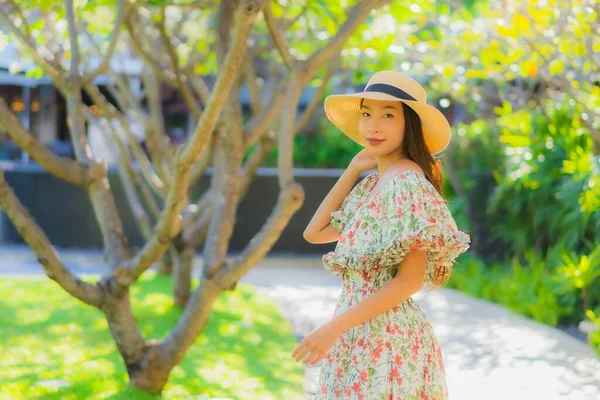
[359,368,369,382]
[396,207,403,218]
[394,354,404,367]
[408,328,413,336]
[347,230,356,246]
[386,324,394,335]
[411,342,420,354]
[320,383,327,394]
[352,381,362,393]
[390,366,399,382]
[354,218,361,228]
[374,344,383,358]
[334,387,342,397]
[428,216,437,224]
[390,366,404,386]
[344,387,352,397]
[336,366,344,379]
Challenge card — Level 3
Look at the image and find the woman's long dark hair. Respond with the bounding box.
[400,103,450,289]
[399,102,445,198]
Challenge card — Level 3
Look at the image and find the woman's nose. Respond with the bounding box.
[367,121,380,134]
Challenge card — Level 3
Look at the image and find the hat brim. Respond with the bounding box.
[324,92,451,155]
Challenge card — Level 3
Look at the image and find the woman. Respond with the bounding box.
[293,70,471,399]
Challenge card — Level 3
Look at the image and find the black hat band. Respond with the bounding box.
[364,83,417,102]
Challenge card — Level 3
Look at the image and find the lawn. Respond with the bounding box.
[0,272,304,399]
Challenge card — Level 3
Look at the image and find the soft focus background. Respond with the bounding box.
[0,0,598,399]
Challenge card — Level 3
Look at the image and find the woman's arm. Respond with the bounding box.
[303,166,362,244]
[328,250,428,333]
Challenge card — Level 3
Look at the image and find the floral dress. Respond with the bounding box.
[316,170,471,400]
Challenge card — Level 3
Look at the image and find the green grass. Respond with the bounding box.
[0,273,304,399]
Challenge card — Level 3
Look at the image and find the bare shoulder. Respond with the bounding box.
[395,160,424,175]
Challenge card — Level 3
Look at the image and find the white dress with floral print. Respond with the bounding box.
[316,170,471,400]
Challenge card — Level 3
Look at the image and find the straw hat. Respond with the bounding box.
[324,70,451,155]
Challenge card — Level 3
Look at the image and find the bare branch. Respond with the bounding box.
[295,56,339,133]
[66,0,81,79]
[82,0,127,86]
[0,167,104,307]
[186,72,212,106]
[84,84,167,197]
[263,2,295,70]
[115,0,261,286]
[142,69,174,184]
[162,180,303,364]
[243,52,262,115]
[125,11,178,85]
[157,6,202,118]
[189,128,216,185]
[221,182,303,286]
[304,0,385,77]
[0,7,68,91]
[243,79,286,147]
[0,99,90,186]
[102,117,154,239]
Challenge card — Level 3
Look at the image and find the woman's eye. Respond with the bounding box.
[361,112,370,117]
[384,113,394,118]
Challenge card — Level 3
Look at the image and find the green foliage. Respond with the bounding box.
[0,273,303,399]
[263,117,361,168]
[586,310,600,354]
[486,97,600,256]
[449,244,600,355]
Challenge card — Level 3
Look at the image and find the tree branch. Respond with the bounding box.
[0,99,90,186]
[0,167,104,307]
[243,52,262,115]
[114,0,261,285]
[304,0,385,77]
[0,7,68,92]
[243,79,286,147]
[162,179,303,365]
[295,55,339,133]
[84,83,167,197]
[157,5,202,118]
[124,11,178,85]
[82,0,127,86]
[263,2,295,70]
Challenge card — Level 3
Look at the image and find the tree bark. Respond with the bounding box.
[173,246,195,308]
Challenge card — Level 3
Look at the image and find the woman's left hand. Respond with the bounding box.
[291,320,344,366]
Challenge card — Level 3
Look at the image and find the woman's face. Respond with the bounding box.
[358,99,405,155]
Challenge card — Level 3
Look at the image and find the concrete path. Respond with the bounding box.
[1,245,600,400]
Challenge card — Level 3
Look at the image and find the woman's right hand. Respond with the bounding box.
[348,149,378,174]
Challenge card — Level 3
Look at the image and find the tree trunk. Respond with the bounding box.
[173,246,195,308]
[127,344,172,393]
[101,283,172,393]
[157,247,175,275]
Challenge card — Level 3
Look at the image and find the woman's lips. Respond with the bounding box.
[367,139,385,146]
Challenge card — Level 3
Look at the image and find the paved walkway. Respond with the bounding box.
[1,245,600,400]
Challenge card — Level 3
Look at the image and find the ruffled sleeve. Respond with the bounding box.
[378,171,471,288]
[330,172,377,234]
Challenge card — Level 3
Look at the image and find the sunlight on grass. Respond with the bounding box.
[0,272,304,399]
